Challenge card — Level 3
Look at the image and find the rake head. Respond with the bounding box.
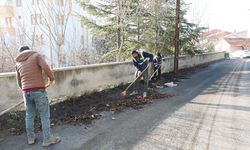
[120,91,128,97]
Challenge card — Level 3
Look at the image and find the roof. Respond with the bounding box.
[201,29,232,45]
[225,30,248,38]
[201,29,231,38]
[224,38,250,47]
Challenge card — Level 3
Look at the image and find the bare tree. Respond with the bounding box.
[24,0,73,68]
[0,32,18,72]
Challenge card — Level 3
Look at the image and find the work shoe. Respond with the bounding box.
[28,137,36,145]
[130,90,138,96]
[143,92,147,98]
[42,136,61,147]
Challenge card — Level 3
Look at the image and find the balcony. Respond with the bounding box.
[0,6,14,17]
[0,27,16,36]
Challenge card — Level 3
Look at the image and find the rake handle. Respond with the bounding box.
[123,65,150,92]
[0,101,24,116]
[149,64,161,80]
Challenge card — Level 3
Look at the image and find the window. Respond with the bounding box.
[32,0,39,5]
[36,14,42,24]
[56,14,64,25]
[35,35,39,41]
[9,18,12,26]
[31,14,42,25]
[35,34,44,44]
[5,17,12,27]
[5,18,8,26]
[0,18,4,27]
[40,14,43,24]
[57,34,64,44]
[16,0,22,7]
[17,16,22,24]
[30,14,35,25]
[40,34,44,42]
[56,0,64,6]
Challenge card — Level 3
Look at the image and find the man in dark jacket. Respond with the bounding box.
[16,46,60,147]
[131,50,154,97]
[153,52,163,80]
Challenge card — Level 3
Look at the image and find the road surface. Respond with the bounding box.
[1,59,250,150]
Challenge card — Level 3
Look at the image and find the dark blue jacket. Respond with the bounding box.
[132,50,154,71]
[153,56,162,69]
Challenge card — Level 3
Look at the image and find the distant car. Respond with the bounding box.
[230,50,245,59]
[243,50,250,58]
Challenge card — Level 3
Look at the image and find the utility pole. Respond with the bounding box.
[174,0,180,76]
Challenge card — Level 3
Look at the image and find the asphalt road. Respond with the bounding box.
[1,59,250,150]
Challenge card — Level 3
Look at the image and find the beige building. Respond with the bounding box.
[215,38,250,52]
[0,1,16,39]
[0,0,94,67]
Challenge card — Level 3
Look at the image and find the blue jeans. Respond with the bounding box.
[23,90,51,140]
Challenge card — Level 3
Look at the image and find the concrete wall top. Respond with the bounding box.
[0,52,224,77]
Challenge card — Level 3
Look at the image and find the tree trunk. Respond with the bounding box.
[154,1,159,53]
[117,0,122,62]
[57,45,61,67]
[137,14,140,42]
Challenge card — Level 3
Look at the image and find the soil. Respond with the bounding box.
[0,62,213,136]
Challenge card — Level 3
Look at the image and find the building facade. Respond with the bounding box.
[0,1,16,43]
[215,38,250,52]
[0,0,94,67]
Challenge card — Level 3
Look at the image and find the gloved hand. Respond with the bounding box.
[137,71,142,76]
[135,70,142,78]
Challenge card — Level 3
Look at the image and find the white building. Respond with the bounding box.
[0,0,94,67]
[215,39,231,52]
[0,1,16,44]
[215,38,250,52]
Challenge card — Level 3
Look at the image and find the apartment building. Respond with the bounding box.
[0,1,16,40]
[0,0,93,67]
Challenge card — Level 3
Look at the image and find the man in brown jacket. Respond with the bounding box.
[16,46,60,147]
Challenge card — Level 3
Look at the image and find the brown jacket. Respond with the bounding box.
[15,50,55,90]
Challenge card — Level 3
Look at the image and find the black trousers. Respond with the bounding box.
[153,66,161,79]
[133,68,149,93]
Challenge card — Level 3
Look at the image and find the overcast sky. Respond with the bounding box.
[185,0,250,32]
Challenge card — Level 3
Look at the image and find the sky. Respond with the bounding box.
[185,0,250,32]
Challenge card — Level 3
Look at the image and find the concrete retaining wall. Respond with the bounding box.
[0,52,225,112]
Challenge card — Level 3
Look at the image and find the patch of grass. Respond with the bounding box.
[0,112,25,134]
[6,118,20,127]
